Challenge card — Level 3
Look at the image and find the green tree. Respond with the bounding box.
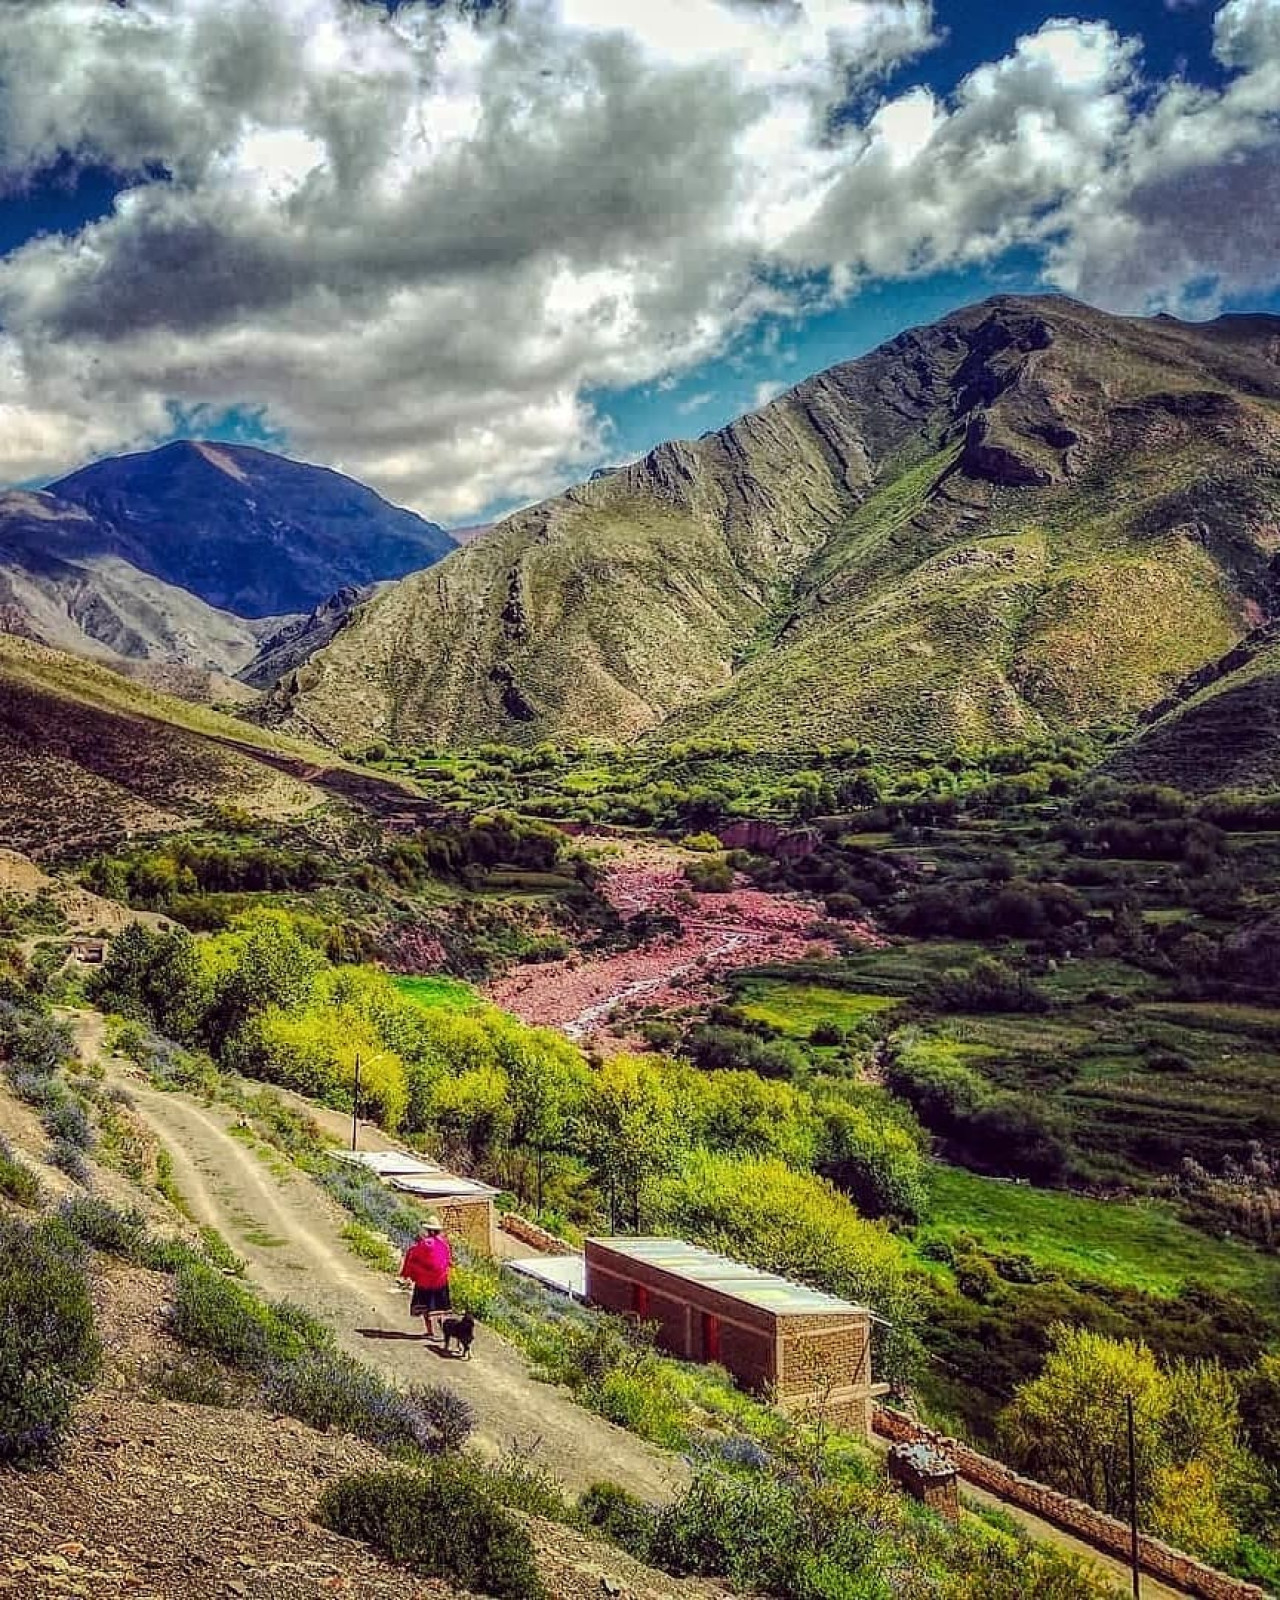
[999,1325,1167,1517]
[493,1021,590,1212]
[581,1055,687,1232]
[999,1326,1245,1555]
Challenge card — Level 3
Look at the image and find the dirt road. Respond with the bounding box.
[75,1024,681,1502]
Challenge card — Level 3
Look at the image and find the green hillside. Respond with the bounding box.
[265,295,1280,755]
[0,634,336,855]
[1108,626,1280,792]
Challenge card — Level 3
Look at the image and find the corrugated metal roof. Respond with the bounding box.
[587,1236,869,1317]
[330,1150,446,1178]
[391,1175,500,1200]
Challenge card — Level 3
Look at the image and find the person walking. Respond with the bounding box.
[400,1215,453,1341]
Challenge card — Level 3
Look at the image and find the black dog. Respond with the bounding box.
[441,1311,475,1358]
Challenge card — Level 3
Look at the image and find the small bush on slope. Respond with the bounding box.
[317,1464,547,1600]
[262,1351,474,1455]
[169,1260,329,1370]
[49,1138,92,1187]
[0,1134,41,1206]
[0,1213,100,1466]
[647,1464,1112,1600]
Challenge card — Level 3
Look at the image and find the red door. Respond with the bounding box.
[632,1283,650,1319]
[701,1312,721,1363]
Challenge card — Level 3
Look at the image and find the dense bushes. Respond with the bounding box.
[169,1261,330,1370]
[317,1465,547,1599]
[263,1352,475,1454]
[589,1462,1111,1599]
[0,1213,100,1466]
[930,956,1049,1014]
[888,879,1088,943]
[683,1023,809,1080]
[85,840,328,907]
[885,1036,1069,1183]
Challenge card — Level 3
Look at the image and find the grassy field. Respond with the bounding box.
[922,1164,1280,1301]
[734,978,899,1036]
[391,975,480,1010]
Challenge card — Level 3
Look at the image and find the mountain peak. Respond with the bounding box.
[48,442,454,616]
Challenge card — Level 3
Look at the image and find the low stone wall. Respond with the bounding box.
[499,1212,568,1255]
[873,1409,1267,1600]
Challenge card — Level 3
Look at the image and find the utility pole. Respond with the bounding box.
[351,1052,361,1152]
[1126,1393,1141,1600]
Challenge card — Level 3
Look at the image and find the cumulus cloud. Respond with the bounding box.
[0,0,1277,515]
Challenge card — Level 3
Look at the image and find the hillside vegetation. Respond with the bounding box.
[0,635,333,854]
[266,295,1280,755]
[1110,625,1280,793]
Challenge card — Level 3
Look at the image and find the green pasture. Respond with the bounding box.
[734,978,899,1037]
[923,1164,1280,1304]
[391,975,479,1011]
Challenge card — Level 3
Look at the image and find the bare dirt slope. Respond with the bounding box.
[0,1254,724,1600]
[76,1020,681,1504]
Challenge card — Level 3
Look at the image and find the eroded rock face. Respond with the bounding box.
[961,412,1058,487]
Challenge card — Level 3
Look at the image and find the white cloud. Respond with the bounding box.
[0,0,1276,516]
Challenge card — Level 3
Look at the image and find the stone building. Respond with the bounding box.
[886,1439,960,1519]
[332,1150,499,1256]
[584,1236,885,1433]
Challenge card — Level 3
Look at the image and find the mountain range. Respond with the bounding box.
[0,441,453,681]
[261,294,1280,764]
[4,295,1279,781]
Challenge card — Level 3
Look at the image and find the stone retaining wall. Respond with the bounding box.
[499,1212,568,1254]
[873,1409,1267,1600]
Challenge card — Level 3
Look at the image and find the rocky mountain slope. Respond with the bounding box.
[0,489,282,675]
[48,439,455,616]
[1108,623,1280,792]
[0,635,329,856]
[264,295,1280,755]
[238,583,375,690]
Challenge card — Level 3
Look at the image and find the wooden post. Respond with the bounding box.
[1126,1393,1141,1600]
[351,1053,361,1152]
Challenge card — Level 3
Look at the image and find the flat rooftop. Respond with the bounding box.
[330,1150,446,1178]
[391,1174,500,1200]
[587,1236,869,1318]
[508,1254,587,1300]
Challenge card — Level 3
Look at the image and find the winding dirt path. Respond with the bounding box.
[71,1017,681,1503]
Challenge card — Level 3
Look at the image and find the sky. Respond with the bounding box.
[0,0,1278,524]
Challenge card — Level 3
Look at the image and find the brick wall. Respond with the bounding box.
[777,1317,870,1395]
[873,1409,1268,1600]
[432,1198,493,1258]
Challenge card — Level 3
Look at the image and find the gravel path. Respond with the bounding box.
[79,1035,682,1504]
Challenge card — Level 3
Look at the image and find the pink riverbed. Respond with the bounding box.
[486,843,880,1045]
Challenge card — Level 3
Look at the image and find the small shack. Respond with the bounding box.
[886,1440,960,1520]
[584,1236,884,1433]
[331,1150,499,1257]
[391,1172,500,1257]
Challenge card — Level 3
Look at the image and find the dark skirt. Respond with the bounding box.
[411,1283,451,1316]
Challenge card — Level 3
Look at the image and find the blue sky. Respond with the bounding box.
[0,0,1277,521]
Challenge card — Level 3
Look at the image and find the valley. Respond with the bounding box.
[3,292,1280,1600]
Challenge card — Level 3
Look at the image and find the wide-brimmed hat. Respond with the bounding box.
[422,1212,444,1231]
